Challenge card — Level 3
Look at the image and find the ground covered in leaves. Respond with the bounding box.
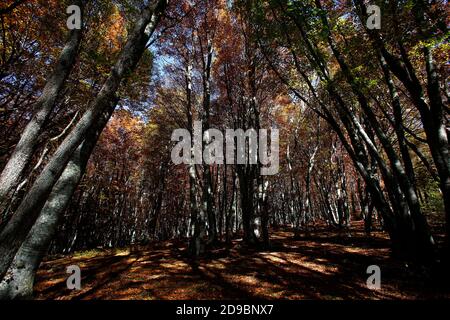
[34,221,450,300]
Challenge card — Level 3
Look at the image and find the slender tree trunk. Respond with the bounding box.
[201,39,217,245]
[225,170,236,244]
[0,103,115,300]
[150,162,167,238]
[0,0,168,280]
[259,178,270,248]
[315,0,435,261]
[355,0,450,251]
[0,4,84,215]
[238,167,258,245]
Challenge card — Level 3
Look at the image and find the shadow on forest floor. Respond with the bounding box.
[34,221,450,300]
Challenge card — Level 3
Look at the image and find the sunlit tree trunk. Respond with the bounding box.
[0,0,168,280]
[355,0,449,254]
[0,103,115,300]
[0,2,84,216]
[201,38,217,245]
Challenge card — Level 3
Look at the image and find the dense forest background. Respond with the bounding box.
[0,0,448,300]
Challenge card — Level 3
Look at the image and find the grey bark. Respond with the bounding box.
[0,0,27,15]
[0,103,115,300]
[0,0,168,280]
[201,38,217,244]
[315,0,435,260]
[0,7,84,215]
[355,0,450,252]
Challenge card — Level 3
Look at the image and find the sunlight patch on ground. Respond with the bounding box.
[114,249,131,256]
[34,223,450,300]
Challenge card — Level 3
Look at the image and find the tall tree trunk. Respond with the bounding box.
[0,0,168,280]
[238,166,258,245]
[183,57,205,257]
[0,102,115,300]
[315,0,435,261]
[201,38,217,245]
[150,161,168,238]
[355,0,450,252]
[0,2,85,215]
[258,176,270,248]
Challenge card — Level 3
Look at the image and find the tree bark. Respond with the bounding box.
[355,0,450,252]
[0,102,115,300]
[0,0,168,280]
[0,3,84,215]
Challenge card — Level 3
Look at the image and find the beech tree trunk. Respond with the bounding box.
[355,0,450,253]
[0,102,115,300]
[0,3,84,215]
[0,0,168,280]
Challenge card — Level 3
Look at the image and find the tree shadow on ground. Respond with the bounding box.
[34,222,450,300]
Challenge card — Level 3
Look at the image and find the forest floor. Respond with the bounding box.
[34,221,450,300]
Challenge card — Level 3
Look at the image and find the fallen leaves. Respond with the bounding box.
[34,222,450,300]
